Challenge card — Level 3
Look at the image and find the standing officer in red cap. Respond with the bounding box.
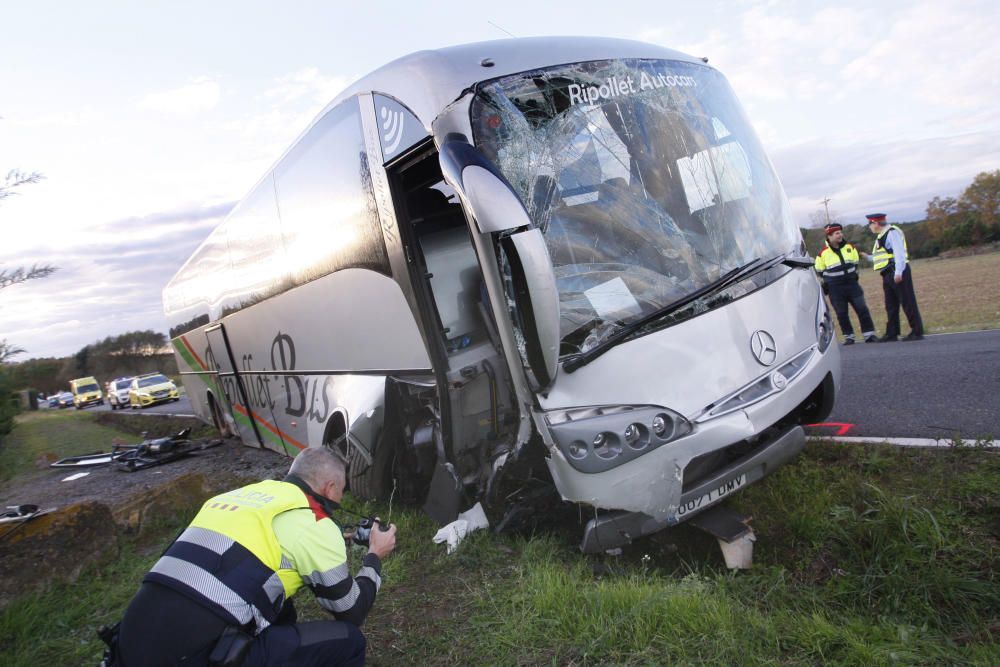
[865,212,924,341]
[814,222,877,344]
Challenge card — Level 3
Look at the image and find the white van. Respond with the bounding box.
[164,37,840,551]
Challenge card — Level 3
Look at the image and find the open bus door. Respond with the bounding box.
[204,323,264,447]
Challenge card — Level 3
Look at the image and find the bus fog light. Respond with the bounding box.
[652,414,670,437]
[592,432,622,459]
[568,440,588,459]
[624,423,649,450]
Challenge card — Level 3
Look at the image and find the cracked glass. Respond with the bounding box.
[471,59,800,356]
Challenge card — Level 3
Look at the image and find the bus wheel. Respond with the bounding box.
[347,437,392,501]
[209,396,232,438]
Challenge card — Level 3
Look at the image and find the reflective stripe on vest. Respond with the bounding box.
[814,243,861,280]
[144,480,309,633]
[871,225,907,272]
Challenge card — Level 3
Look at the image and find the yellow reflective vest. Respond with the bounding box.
[145,480,317,632]
[871,224,908,272]
[814,242,861,283]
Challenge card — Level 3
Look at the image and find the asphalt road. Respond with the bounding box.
[46,330,1000,442]
[806,329,1000,441]
[45,395,195,417]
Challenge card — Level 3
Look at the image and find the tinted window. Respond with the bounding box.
[164,97,391,329]
[220,179,291,315]
[275,99,390,285]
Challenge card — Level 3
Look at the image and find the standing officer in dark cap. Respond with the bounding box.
[814,222,877,344]
[865,212,924,341]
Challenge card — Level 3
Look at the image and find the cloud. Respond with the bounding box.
[0,199,235,357]
[263,67,350,106]
[138,77,221,115]
[774,129,1000,225]
[839,1,1000,116]
[4,111,96,128]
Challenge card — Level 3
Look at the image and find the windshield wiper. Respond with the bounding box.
[563,254,799,373]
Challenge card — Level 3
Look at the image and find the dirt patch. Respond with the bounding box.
[0,434,291,516]
[0,418,293,607]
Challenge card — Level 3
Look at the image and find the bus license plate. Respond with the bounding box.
[676,473,747,517]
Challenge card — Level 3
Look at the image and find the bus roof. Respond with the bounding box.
[325,36,702,132]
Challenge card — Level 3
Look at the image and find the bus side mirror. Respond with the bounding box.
[439,138,530,233]
[438,138,559,391]
[500,230,560,391]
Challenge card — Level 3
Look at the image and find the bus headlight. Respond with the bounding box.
[545,405,692,473]
[816,287,834,352]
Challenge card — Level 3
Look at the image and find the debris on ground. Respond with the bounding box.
[432,502,490,554]
[49,427,223,472]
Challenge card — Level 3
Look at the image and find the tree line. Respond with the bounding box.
[5,330,179,398]
[804,170,1000,257]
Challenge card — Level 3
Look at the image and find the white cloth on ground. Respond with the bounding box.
[432,502,490,554]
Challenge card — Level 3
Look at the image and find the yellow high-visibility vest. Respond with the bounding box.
[145,480,317,632]
[814,243,861,281]
[871,225,908,272]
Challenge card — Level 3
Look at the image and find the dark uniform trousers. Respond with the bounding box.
[827,280,875,339]
[118,581,367,667]
[881,264,924,338]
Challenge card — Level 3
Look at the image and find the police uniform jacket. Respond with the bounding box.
[814,241,862,286]
[144,478,382,633]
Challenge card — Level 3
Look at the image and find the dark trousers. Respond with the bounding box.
[881,265,924,337]
[118,582,366,667]
[827,280,875,340]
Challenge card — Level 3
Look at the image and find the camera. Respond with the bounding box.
[351,517,380,547]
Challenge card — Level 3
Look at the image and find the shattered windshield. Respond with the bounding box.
[471,58,801,356]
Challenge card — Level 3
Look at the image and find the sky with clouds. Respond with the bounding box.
[2,0,998,359]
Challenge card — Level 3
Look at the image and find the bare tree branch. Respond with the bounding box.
[0,264,57,290]
[0,339,26,363]
[0,169,45,201]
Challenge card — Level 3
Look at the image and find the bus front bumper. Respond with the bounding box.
[578,423,804,553]
[541,342,839,553]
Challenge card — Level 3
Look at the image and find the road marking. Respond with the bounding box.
[807,435,998,449]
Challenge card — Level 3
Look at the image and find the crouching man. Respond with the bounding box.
[114,447,396,666]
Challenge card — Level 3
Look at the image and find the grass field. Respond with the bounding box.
[850,251,1000,337]
[0,411,135,482]
[1,413,998,666]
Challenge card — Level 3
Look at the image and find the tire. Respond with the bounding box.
[209,396,232,438]
[346,433,393,501]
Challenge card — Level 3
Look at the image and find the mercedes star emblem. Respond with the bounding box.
[750,330,777,366]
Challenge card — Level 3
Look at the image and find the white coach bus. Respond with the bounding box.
[164,37,840,552]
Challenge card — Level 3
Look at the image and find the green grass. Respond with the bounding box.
[0,512,194,667]
[2,436,997,666]
[0,411,138,482]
